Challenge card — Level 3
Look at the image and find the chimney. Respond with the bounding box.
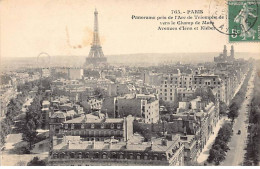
[125,140,129,149]
[93,139,95,149]
[151,141,154,149]
[109,141,112,149]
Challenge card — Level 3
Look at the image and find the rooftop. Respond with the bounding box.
[50,111,66,119]
[53,136,180,152]
[64,114,124,124]
[42,100,50,105]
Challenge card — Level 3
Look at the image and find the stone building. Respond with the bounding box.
[49,113,134,142]
[48,135,185,166]
[102,94,159,124]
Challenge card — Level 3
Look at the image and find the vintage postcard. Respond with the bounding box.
[0,0,260,166]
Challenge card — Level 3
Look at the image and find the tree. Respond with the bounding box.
[159,99,178,114]
[219,101,227,116]
[215,139,230,152]
[22,120,38,150]
[194,87,215,103]
[208,148,226,165]
[25,95,43,130]
[80,100,92,113]
[228,109,238,123]
[27,157,46,166]
[93,87,107,99]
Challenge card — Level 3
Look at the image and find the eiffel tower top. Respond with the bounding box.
[85,9,107,66]
[92,8,100,47]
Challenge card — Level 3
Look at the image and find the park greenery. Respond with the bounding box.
[0,77,52,151]
[207,122,233,165]
[27,156,46,166]
[22,78,51,150]
[0,90,27,147]
[219,101,227,116]
[93,87,108,99]
[244,64,260,166]
[227,67,253,123]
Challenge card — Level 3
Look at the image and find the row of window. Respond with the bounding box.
[163,77,192,81]
[52,151,167,161]
[63,130,124,137]
[64,123,122,130]
[159,97,173,101]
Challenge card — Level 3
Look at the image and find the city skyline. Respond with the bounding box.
[1,0,260,59]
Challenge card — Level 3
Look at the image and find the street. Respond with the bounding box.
[221,69,256,166]
[196,71,248,164]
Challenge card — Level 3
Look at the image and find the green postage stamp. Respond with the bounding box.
[228,0,260,42]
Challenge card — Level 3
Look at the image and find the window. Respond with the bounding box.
[60,153,65,159]
[112,152,117,159]
[71,124,74,129]
[91,124,95,129]
[101,123,104,129]
[53,153,58,159]
[65,124,68,129]
[137,154,141,160]
[94,153,99,158]
[161,154,166,161]
[81,124,84,129]
[85,153,89,158]
[102,154,107,159]
[111,123,114,129]
[70,152,75,158]
[117,124,121,129]
[78,153,82,159]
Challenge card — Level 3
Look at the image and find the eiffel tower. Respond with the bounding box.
[85,9,107,66]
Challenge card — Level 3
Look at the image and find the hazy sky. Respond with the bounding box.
[1,0,259,58]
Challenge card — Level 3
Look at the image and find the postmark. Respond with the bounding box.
[209,0,231,35]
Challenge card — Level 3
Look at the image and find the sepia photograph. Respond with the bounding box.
[0,0,260,166]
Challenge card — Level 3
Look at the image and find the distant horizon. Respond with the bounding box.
[2,51,259,59]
